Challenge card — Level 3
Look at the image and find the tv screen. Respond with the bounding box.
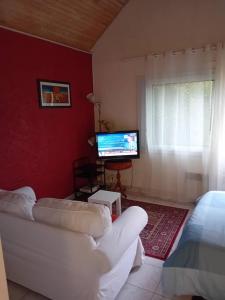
[96,130,140,160]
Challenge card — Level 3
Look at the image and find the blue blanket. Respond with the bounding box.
[162,191,225,299]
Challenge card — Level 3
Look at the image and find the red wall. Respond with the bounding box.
[0,28,94,198]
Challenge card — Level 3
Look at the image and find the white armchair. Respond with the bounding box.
[0,187,148,300]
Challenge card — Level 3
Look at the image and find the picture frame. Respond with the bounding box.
[37,80,71,108]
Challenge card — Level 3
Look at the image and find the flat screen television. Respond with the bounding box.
[96,130,140,160]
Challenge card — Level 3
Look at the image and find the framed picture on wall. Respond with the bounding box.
[37,80,71,108]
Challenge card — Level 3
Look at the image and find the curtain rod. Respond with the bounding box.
[121,42,223,62]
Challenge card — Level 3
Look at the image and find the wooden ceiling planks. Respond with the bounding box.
[0,0,129,51]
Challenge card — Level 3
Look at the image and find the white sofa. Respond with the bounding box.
[0,187,148,300]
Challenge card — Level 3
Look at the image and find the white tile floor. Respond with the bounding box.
[7,195,193,300]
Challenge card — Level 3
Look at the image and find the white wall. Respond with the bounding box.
[93,0,225,128]
[92,0,225,196]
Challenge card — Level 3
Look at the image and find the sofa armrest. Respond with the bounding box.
[94,206,148,273]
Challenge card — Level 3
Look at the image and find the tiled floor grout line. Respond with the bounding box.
[125,282,157,298]
[154,280,168,298]
[144,258,164,264]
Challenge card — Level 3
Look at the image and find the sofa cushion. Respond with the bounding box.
[33,198,112,238]
[0,187,36,220]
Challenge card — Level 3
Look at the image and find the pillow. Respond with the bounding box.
[0,188,36,220]
[0,186,36,202]
[33,198,112,238]
[13,186,37,202]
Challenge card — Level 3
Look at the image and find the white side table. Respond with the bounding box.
[88,190,121,215]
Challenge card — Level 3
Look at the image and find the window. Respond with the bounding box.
[148,80,213,151]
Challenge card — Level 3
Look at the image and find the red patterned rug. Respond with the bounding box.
[123,200,189,260]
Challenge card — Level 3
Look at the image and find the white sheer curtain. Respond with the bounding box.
[205,45,225,190]
[135,45,225,203]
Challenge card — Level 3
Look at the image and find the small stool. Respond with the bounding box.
[105,159,132,199]
[88,190,121,215]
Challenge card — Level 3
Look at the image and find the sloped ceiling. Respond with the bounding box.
[0,0,129,52]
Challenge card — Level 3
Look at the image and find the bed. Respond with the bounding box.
[162,191,225,300]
